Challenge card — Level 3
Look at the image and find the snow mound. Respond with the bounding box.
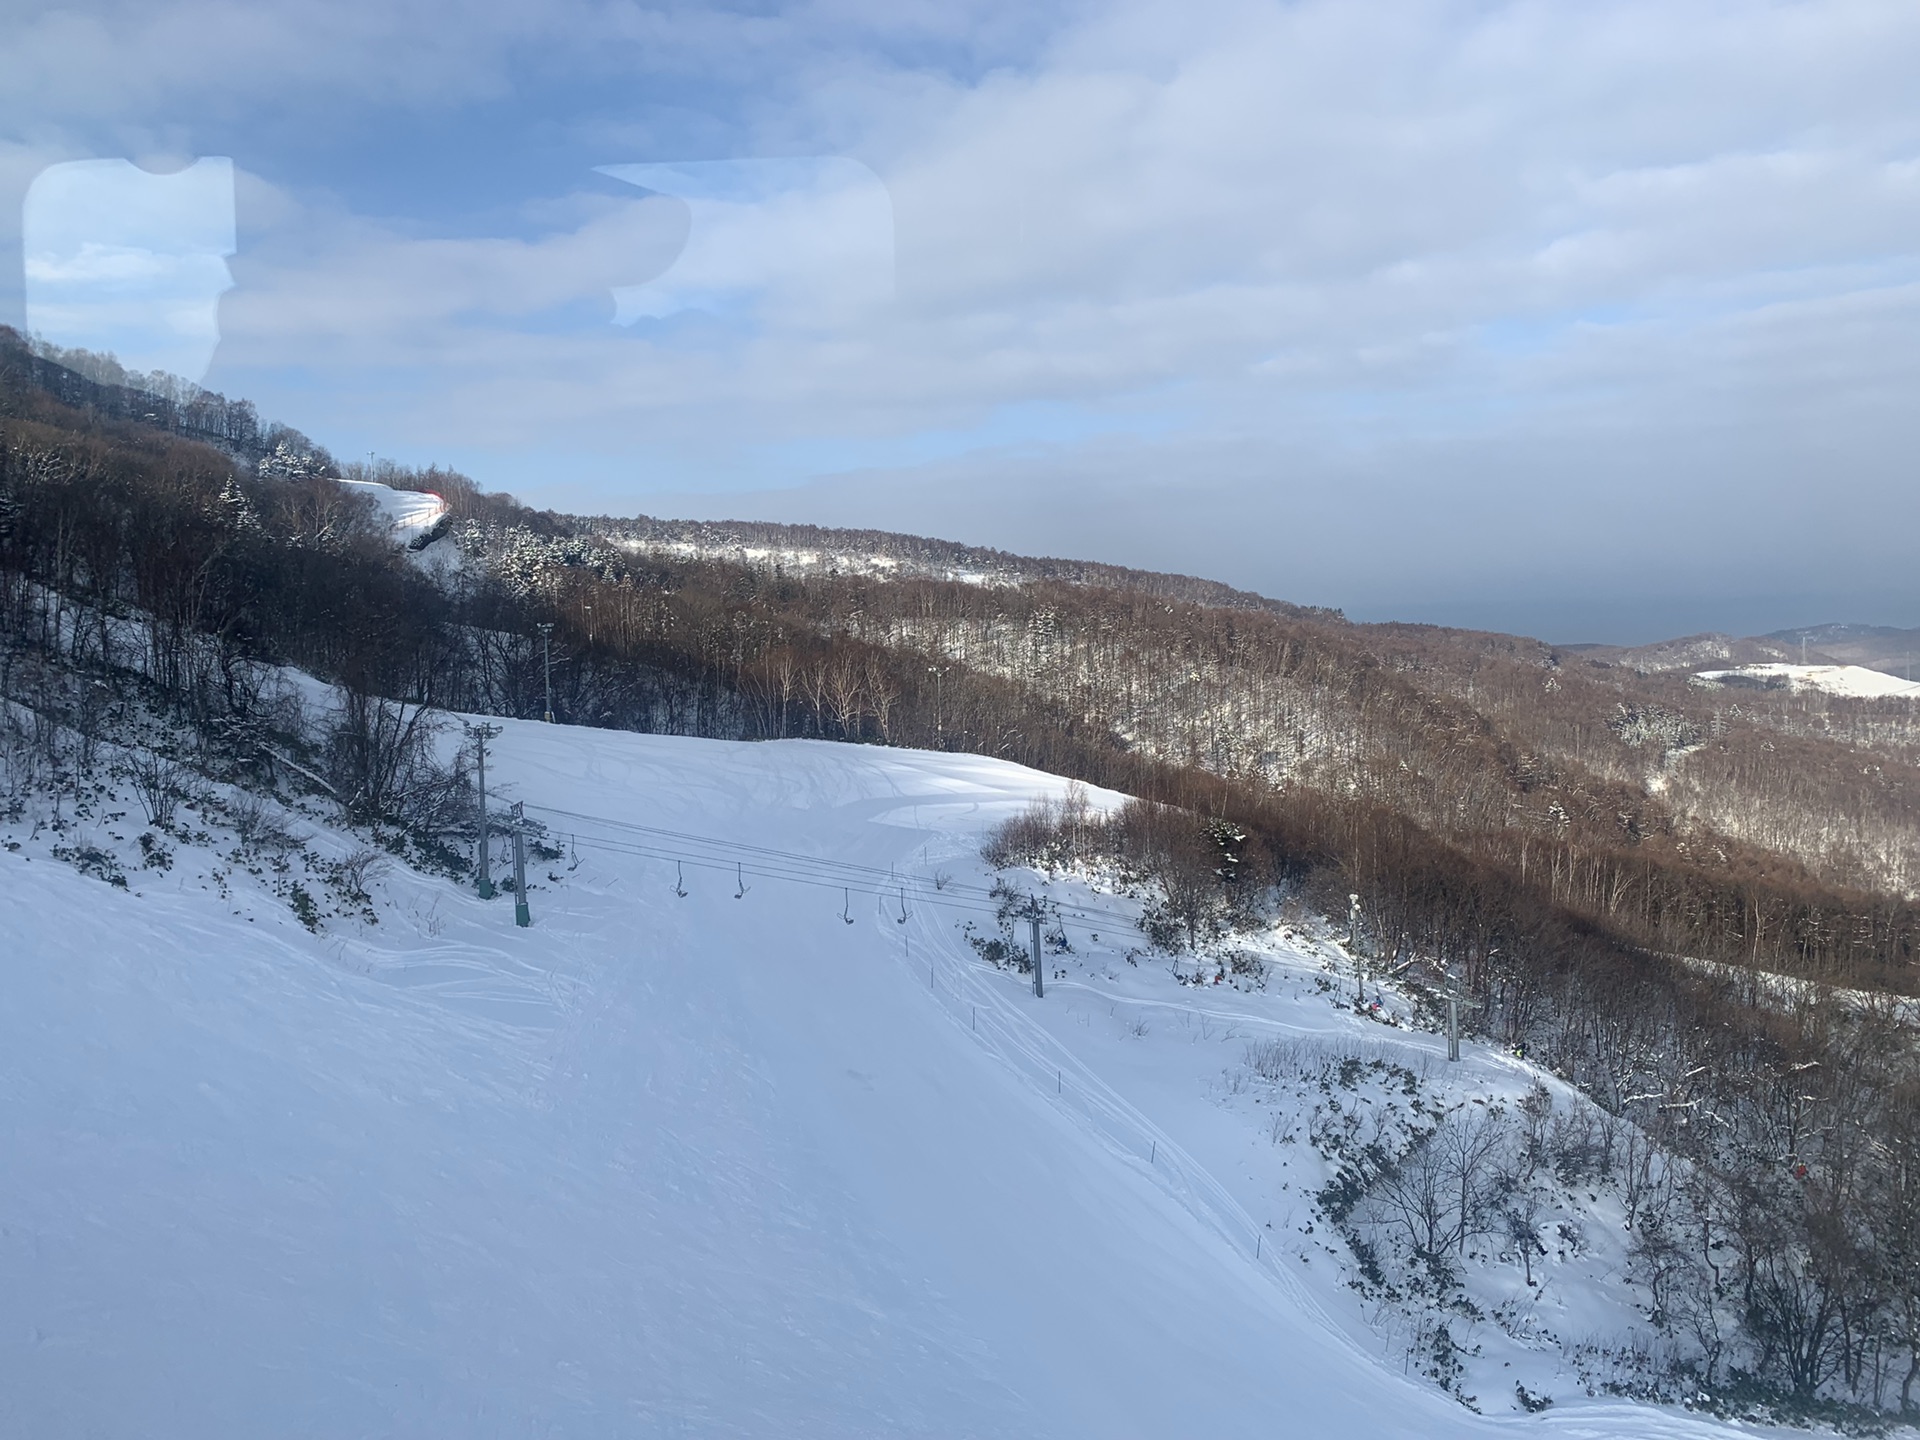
[1693,661,1920,698]
[338,478,449,545]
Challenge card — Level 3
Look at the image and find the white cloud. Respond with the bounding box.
[13,0,1919,631]
[599,158,893,326]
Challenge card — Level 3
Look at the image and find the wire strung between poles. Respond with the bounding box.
[539,812,1157,940]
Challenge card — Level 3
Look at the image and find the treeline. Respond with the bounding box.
[465,517,1920,994]
[7,334,335,475]
[590,514,1344,621]
[1351,621,1920,900]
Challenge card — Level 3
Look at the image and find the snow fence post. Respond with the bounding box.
[1029,906,1044,999]
[512,801,530,928]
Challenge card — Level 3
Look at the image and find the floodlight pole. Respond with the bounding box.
[537,622,555,723]
[466,721,503,898]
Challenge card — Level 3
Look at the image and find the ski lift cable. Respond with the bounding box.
[533,807,1137,928]
[520,802,1004,898]
[554,828,1155,938]
[555,829,1003,912]
[555,828,972,904]
[547,818,1002,912]
[573,836,1010,921]
[525,804,1151,933]
[568,832,1152,937]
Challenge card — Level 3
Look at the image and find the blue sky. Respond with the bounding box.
[5,0,1920,642]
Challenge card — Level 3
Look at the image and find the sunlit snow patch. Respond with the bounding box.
[1692,662,1920,699]
[337,479,448,547]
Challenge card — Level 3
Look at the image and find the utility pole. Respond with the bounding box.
[511,801,530,928]
[1029,901,1045,999]
[466,721,502,899]
[1447,981,1461,1062]
[537,622,555,723]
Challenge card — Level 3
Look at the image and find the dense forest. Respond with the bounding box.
[5,323,1920,1419]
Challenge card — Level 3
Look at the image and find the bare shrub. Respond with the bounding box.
[1246,1036,1308,1082]
[336,845,389,901]
[1548,1106,1614,1186]
[125,750,188,829]
[982,786,1095,870]
[983,789,1253,955]
[321,686,466,833]
[226,790,302,854]
[1362,1107,1514,1263]
[1244,1035,1421,1083]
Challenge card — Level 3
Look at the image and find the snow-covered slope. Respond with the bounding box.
[338,477,449,546]
[1693,661,1920,699]
[1,724,1757,1437]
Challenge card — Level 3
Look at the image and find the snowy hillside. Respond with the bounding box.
[1,720,1778,1437]
[1693,661,1920,699]
[338,477,450,547]
[612,533,1007,587]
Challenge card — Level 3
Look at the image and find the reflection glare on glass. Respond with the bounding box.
[23,157,237,383]
[597,157,893,330]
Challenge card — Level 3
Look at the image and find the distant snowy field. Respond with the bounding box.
[1693,661,1920,699]
[2,720,1775,1438]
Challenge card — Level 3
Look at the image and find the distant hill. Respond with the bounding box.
[1566,623,1918,687]
[1693,661,1920,700]
[1573,631,1795,673]
[583,510,1344,623]
[1761,622,1920,677]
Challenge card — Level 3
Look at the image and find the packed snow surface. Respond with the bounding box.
[337,478,448,545]
[1693,661,1920,698]
[4,723,1767,1437]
